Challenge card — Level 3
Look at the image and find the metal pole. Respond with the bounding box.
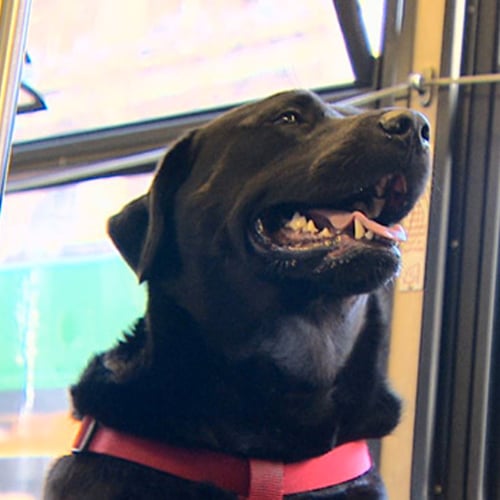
[0,0,32,214]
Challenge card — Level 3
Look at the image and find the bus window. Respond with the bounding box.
[0,174,150,497]
[2,1,387,497]
[14,0,384,144]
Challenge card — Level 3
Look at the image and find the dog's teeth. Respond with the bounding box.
[286,212,308,231]
[354,218,366,240]
[365,230,374,240]
[306,220,318,233]
[285,213,320,234]
[318,227,333,238]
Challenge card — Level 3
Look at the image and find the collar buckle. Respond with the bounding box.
[72,416,97,453]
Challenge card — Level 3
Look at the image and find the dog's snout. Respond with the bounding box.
[379,109,430,146]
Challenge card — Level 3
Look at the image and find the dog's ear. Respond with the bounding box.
[107,195,149,273]
[107,132,196,281]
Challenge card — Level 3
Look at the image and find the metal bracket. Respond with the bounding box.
[412,68,500,106]
[409,68,436,107]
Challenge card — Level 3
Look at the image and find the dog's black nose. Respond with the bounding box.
[379,109,430,146]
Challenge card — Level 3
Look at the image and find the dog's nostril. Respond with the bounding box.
[421,123,430,142]
[393,116,412,135]
[379,110,414,136]
[379,109,430,145]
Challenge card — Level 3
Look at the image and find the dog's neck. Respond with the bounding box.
[72,289,399,461]
[149,278,370,357]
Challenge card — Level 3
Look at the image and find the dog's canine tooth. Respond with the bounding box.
[354,218,365,239]
[318,227,333,238]
[306,219,318,233]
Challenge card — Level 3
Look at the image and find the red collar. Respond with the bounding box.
[73,416,372,499]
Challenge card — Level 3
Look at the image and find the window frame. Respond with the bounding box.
[412,0,500,498]
[7,1,388,193]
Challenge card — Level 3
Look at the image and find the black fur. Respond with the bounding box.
[44,90,430,499]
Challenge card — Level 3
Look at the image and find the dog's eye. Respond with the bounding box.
[274,111,302,125]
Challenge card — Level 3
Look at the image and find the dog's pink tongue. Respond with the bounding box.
[315,210,407,242]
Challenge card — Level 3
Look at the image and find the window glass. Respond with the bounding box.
[13,0,385,143]
[0,175,150,498]
[358,0,386,56]
[0,175,151,389]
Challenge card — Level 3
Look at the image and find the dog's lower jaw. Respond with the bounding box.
[255,244,401,296]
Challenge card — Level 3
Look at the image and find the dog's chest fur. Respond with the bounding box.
[70,290,396,464]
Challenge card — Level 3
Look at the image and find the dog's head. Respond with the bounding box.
[109,89,429,324]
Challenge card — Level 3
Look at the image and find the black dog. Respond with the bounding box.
[44,90,430,499]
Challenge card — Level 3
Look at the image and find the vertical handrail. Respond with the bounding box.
[0,0,32,213]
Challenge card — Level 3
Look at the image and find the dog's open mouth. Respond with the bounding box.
[250,173,411,262]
